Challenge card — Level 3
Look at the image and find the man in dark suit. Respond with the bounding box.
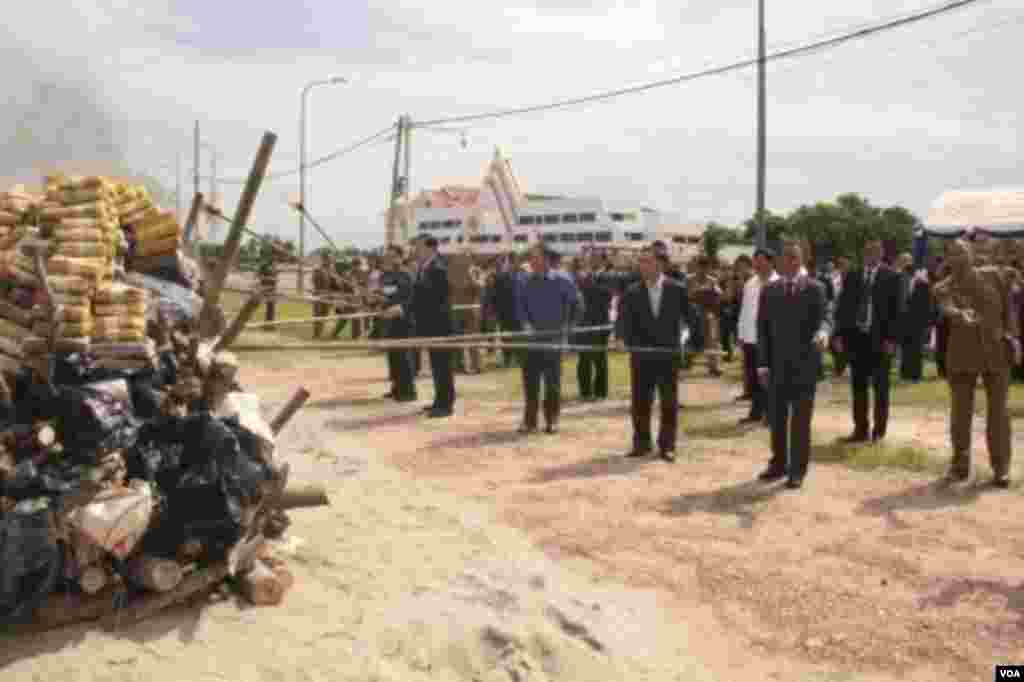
[898,255,933,383]
[757,241,830,489]
[833,239,904,442]
[616,245,694,461]
[411,235,456,418]
[573,254,614,401]
[378,244,417,402]
[483,253,524,368]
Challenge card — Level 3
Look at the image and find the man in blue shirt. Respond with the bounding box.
[516,244,583,434]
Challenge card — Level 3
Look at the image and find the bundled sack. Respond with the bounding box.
[39,202,115,222]
[47,255,104,283]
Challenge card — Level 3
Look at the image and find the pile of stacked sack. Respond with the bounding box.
[91,282,156,371]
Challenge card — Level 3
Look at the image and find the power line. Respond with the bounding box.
[412,0,989,128]
[201,125,396,184]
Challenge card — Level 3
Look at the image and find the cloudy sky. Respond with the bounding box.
[0,0,1020,248]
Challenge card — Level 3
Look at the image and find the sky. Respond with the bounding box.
[0,0,1020,249]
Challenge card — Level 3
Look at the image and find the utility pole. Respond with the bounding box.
[385,115,405,246]
[402,116,412,241]
[175,153,182,222]
[755,0,767,249]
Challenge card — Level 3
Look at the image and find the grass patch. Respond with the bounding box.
[222,290,369,343]
[812,440,942,474]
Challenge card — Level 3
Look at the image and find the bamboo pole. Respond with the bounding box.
[243,303,484,329]
[204,131,277,310]
[234,324,612,349]
[213,293,264,353]
[233,339,683,355]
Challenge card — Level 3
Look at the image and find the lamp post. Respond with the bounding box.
[299,75,347,293]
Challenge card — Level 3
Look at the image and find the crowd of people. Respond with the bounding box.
[288,233,1021,491]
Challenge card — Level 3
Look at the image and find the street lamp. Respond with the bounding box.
[299,75,347,292]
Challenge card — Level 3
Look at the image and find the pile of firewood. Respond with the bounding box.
[0,133,331,632]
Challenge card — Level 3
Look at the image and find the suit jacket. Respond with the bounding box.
[484,270,520,327]
[835,266,904,348]
[903,274,934,339]
[618,277,693,351]
[411,256,452,337]
[757,276,829,394]
[933,266,1019,374]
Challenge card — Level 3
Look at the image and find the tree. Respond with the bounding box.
[742,210,788,245]
[703,221,745,259]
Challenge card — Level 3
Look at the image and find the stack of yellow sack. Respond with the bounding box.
[131,209,182,270]
[92,283,149,344]
[0,186,35,239]
[115,183,156,227]
[39,175,119,287]
[0,295,34,371]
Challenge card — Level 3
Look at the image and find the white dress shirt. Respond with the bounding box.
[648,274,665,317]
[738,271,778,344]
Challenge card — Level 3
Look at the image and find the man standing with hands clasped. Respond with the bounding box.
[833,239,904,443]
[756,241,830,489]
[516,244,582,434]
[616,245,693,462]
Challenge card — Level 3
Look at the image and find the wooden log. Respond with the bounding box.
[182,192,204,244]
[128,556,184,592]
[238,559,284,606]
[28,587,121,632]
[279,483,329,510]
[213,293,263,353]
[79,565,108,595]
[102,561,229,630]
[204,131,277,309]
[269,388,310,435]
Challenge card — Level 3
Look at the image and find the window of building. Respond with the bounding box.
[519,215,536,225]
[626,232,644,241]
[456,236,464,243]
[561,233,576,242]
[441,237,451,244]
[513,234,528,243]
[418,222,430,231]
[610,212,625,222]
[580,212,597,223]
[595,231,612,242]
[442,219,460,229]
[543,215,559,225]
[489,235,502,243]
[542,233,558,242]
[578,232,594,242]
[562,214,578,223]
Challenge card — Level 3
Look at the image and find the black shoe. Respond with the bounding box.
[786,477,804,489]
[383,390,395,399]
[659,449,676,462]
[735,394,753,402]
[427,407,453,418]
[758,468,787,482]
[709,369,722,378]
[422,405,436,413]
[993,475,1011,489]
[841,432,869,444]
[518,423,537,435]
[626,447,652,458]
[545,422,559,434]
[739,416,761,425]
[871,431,885,443]
[944,469,969,483]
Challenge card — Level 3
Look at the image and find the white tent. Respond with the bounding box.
[924,189,1024,238]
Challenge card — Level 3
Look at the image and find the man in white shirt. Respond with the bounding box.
[738,247,779,424]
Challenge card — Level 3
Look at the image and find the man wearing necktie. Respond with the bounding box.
[756,241,830,488]
[834,239,905,442]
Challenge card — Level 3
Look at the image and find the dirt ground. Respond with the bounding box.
[3,347,1022,681]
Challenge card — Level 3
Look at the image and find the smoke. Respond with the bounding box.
[0,38,126,186]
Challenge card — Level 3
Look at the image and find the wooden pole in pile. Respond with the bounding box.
[183,192,204,243]
[102,562,231,630]
[213,293,263,354]
[269,387,310,435]
[200,131,277,335]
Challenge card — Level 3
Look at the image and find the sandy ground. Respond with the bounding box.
[3,348,1023,682]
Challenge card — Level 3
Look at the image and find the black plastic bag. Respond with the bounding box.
[47,386,140,460]
[0,508,63,624]
[129,413,271,558]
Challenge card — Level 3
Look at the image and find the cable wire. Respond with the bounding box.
[201,125,396,184]
[412,0,988,128]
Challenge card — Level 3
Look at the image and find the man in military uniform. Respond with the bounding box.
[378,244,417,402]
[933,238,1021,486]
[312,251,338,339]
[686,255,723,377]
[257,246,279,322]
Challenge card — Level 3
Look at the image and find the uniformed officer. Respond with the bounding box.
[257,246,279,322]
[933,238,1021,486]
[378,244,417,402]
[686,255,723,377]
